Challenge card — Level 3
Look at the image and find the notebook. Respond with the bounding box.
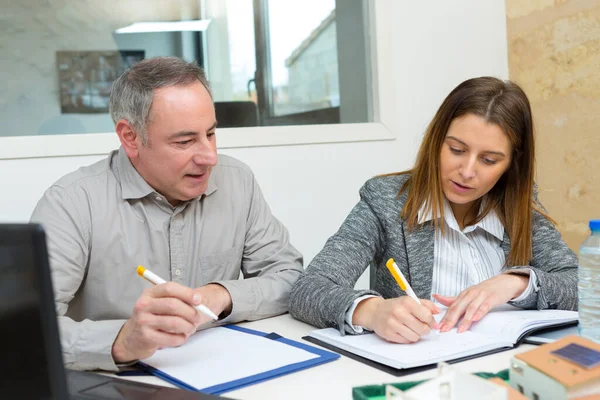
[137,325,339,395]
[305,304,578,375]
[524,324,580,345]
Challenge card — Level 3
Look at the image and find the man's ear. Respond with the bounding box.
[115,119,141,158]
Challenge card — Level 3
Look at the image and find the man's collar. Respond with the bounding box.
[417,198,504,240]
[115,147,155,200]
[115,147,218,201]
[204,172,217,197]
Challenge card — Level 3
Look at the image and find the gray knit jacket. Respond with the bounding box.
[289,174,578,334]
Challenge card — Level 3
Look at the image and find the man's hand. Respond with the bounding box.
[111,282,231,363]
[353,296,440,343]
[434,274,529,333]
[193,283,233,324]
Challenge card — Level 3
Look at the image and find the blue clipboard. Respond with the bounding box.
[131,325,340,395]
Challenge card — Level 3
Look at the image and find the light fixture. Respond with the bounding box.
[115,20,211,34]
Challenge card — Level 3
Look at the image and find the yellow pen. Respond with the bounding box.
[386,258,439,335]
[136,265,219,320]
[386,258,421,304]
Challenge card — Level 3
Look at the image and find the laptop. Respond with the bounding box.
[0,223,225,399]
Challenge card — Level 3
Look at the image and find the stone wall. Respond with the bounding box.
[506,0,600,252]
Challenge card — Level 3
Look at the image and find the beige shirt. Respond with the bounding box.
[30,148,303,371]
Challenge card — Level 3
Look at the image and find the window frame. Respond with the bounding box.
[0,0,394,160]
[252,0,371,126]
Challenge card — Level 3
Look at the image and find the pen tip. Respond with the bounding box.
[136,265,145,276]
[386,258,395,268]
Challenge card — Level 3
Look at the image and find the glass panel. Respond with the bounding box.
[2,0,207,137]
[2,0,372,137]
[205,0,256,103]
[267,0,338,117]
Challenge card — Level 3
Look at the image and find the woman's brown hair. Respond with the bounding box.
[397,76,548,267]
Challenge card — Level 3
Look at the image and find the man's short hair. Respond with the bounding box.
[109,57,211,145]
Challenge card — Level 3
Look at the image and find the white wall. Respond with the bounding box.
[0,0,509,288]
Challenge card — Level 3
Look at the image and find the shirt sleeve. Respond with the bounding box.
[30,185,125,371]
[345,295,379,333]
[211,171,304,323]
[289,178,386,333]
[506,268,539,306]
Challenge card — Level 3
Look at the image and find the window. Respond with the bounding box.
[1,0,393,159]
[206,0,373,127]
[1,0,373,138]
[253,0,341,125]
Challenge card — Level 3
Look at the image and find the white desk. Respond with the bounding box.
[109,314,534,399]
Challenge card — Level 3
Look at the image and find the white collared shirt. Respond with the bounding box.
[421,200,534,299]
[346,200,537,333]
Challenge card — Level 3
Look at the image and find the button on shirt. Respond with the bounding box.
[30,148,303,371]
[346,200,537,332]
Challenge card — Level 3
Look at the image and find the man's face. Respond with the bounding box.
[132,82,217,206]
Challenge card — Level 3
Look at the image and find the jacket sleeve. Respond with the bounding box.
[510,210,578,311]
[289,179,385,334]
[213,171,303,323]
[30,186,126,371]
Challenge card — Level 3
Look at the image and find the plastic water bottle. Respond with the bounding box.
[578,219,600,342]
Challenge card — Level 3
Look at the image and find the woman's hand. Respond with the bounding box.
[433,274,529,333]
[353,296,440,343]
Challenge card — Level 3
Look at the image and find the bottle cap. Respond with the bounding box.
[590,220,600,231]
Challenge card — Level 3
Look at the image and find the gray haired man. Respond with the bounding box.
[31,57,303,371]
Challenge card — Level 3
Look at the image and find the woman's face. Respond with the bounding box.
[439,114,512,212]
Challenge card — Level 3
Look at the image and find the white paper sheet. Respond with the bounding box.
[141,327,319,391]
[309,306,578,369]
[310,327,506,369]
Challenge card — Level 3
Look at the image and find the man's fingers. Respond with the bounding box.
[149,282,199,306]
[148,315,197,336]
[147,328,188,349]
[146,297,203,326]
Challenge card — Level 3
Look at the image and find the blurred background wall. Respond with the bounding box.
[506,0,600,252]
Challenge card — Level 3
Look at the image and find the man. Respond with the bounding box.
[30,57,303,371]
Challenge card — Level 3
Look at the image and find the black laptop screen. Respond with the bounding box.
[0,231,55,399]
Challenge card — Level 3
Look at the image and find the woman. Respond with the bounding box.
[289,77,578,344]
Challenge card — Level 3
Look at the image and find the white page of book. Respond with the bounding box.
[142,327,319,390]
[309,328,509,369]
[309,305,578,369]
[465,305,578,342]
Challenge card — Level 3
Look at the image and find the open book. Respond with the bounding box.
[307,305,578,372]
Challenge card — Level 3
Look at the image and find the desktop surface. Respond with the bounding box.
[0,224,532,400]
[103,314,535,400]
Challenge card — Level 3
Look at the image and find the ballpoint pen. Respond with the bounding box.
[386,258,421,304]
[136,265,219,320]
[386,258,439,335]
